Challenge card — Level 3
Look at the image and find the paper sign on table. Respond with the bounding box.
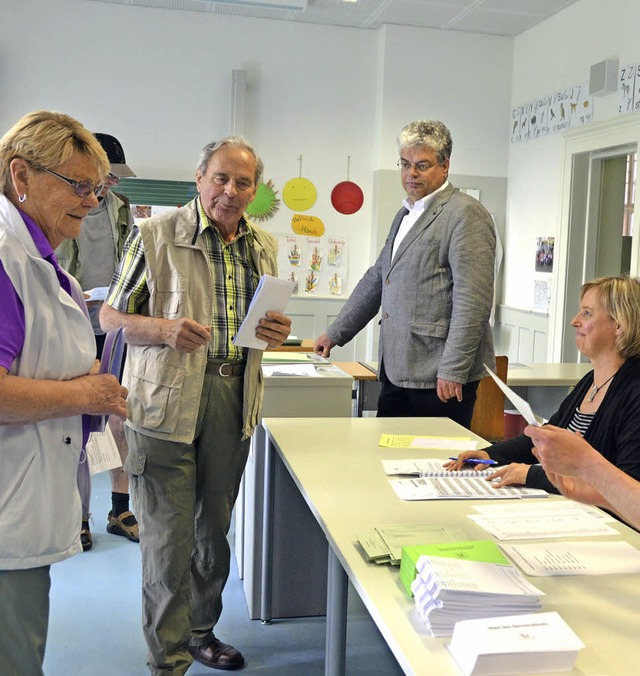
[501,540,640,576]
[379,434,479,451]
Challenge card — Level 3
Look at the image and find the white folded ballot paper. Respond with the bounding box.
[232,275,295,350]
[483,363,543,426]
[447,611,584,676]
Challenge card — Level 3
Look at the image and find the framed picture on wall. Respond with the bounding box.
[535,236,554,272]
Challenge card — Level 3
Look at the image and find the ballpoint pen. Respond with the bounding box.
[448,457,498,465]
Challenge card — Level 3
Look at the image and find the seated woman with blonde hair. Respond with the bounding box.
[447,276,640,493]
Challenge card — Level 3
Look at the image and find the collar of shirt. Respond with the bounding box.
[392,181,450,260]
[196,197,250,244]
[401,179,450,214]
[17,206,71,295]
[17,206,56,260]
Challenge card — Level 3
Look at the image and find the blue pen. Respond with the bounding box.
[448,457,498,466]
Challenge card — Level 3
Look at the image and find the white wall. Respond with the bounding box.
[506,0,640,313]
[376,24,512,176]
[2,0,512,293]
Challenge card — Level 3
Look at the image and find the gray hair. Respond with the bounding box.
[397,120,452,164]
[197,136,264,185]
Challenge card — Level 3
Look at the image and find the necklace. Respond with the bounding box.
[587,373,616,402]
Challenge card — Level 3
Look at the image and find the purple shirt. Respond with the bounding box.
[0,208,90,444]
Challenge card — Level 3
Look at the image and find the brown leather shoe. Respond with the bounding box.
[189,639,245,671]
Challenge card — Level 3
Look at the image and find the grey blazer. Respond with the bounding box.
[328,183,495,388]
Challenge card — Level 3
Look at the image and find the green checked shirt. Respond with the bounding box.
[106,198,259,362]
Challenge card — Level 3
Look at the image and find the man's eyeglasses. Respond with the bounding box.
[39,166,106,198]
[397,159,439,173]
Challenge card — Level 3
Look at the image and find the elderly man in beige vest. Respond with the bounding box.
[101,137,290,674]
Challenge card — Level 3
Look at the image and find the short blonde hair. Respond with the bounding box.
[0,110,109,194]
[581,276,640,358]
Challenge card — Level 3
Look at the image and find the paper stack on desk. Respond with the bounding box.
[448,611,584,676]
[399,540,510,596]
[411,555,544,637]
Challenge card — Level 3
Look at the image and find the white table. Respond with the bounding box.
[261,416,640,676]
[239,363,352,619]
[357,362,593,419]
[508,362,592,419]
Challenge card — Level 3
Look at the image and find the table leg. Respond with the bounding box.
[325,546,348,676]
[355,381,364,417]
[260,433,275,624]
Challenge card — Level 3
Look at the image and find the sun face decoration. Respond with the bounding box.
[245,180,280,221]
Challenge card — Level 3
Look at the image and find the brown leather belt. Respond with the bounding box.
[205,361,246,377]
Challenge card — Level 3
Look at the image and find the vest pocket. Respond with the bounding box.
[127,357,186,433]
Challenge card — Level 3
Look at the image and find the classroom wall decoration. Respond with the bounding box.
[618,63,640,114]
[511,82,593,143]
[282,176,317,211]
[291,213,325,237]
[535,236,554,272]
[245,179,280,221]
[331,180,364,215]
[276,234,348,298]
[330,156,364,215]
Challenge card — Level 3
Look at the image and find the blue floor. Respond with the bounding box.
[43,471,404,675]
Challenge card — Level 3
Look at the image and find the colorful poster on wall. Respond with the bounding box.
[511,82,592,143]
[276,234,348,298]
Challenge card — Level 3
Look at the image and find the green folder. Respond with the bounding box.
[399,540,510,596]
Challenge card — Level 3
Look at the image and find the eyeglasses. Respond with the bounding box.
[39,166,106,198]
[397,159,440,173]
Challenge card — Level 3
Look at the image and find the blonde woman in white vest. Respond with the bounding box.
[0,111,128,675]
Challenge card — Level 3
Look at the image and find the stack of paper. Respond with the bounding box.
[390,476,548,501]
[411,555,544,637]
[356,524,465,565]
[399,540,510,596]
[382,458,496,477]
[448,611,584,675]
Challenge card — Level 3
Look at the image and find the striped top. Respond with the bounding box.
[566,408,595,436]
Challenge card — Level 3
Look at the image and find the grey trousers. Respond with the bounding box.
[125,372,250,675]
[0,566,51,676]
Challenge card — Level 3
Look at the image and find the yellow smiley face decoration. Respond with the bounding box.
[282,177,317,212]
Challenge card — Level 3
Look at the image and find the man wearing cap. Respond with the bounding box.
[56,133,139,549]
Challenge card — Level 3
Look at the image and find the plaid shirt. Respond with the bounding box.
[106,198,258,361]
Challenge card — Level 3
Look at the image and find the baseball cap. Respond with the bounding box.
[94,133,136,178]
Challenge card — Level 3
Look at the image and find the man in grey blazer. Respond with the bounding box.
[314,120,495,426]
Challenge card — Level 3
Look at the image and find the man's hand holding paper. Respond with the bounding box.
[233,275,294,350]
[256,311,292,349]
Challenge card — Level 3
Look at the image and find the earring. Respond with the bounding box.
[18,193,27,203]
